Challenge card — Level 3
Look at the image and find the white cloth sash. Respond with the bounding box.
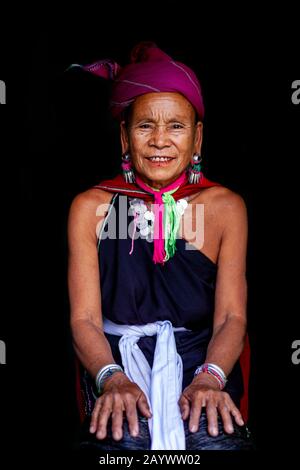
[103,316,190,450]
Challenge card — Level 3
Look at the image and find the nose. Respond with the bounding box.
[148,125,171,148]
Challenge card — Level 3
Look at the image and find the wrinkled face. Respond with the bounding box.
[120,92,203,189]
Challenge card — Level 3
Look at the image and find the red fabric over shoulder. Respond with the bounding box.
[239,334,251,423]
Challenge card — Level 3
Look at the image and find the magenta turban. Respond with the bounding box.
[70,42,204,120]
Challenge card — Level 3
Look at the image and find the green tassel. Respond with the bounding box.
[162,189,182,261]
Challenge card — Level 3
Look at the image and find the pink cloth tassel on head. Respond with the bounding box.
[135,172,188,265]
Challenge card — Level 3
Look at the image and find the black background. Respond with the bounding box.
[0,8,299,467]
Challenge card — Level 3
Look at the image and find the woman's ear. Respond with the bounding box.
[194,121,203,154]
[120,121,129,154]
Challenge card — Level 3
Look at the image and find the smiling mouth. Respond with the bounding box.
[146,156,176,162]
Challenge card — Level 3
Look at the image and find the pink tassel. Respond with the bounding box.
[135,172,188,265]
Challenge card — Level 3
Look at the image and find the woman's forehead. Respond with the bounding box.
[131,92,195,120]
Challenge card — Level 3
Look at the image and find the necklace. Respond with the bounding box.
[129,197,189,241]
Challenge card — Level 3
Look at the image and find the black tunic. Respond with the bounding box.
[81,192,243,415]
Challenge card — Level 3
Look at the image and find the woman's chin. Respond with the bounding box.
[137,168,184,188]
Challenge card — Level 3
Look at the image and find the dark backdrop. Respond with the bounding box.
[1,11,299,466]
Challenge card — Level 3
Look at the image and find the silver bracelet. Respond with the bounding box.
[194,362,227,389]
[95,364,124,394]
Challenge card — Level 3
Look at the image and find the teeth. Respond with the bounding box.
[149,157,173,162]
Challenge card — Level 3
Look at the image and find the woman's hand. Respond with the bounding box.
[89,371,152,441]
[178,373,244,437]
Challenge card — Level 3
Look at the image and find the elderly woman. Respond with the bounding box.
[68,42,252,451]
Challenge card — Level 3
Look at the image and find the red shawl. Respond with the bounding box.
[93,171,221,200]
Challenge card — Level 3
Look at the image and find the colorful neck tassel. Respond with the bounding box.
[135,172,188,265]
[162,189,181,261]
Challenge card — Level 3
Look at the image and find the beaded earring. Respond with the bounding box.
[121,153,135,183]
[188,154,202,184]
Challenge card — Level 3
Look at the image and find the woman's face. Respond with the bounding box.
[120,92,203,189]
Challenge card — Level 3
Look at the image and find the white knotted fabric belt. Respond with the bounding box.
[103,316,190,450]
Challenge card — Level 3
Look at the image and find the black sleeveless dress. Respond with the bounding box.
[82,193,243,414]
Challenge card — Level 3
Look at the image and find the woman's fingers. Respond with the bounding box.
[218,403,234,434]
[205,401,219,436]
[230,405,244,426]
[111,396,125,441]
[91,386,152,441]
[125,396,140,437]
[137,392,152,419]
[218,393,244,431]
[178,393,190,421]
[188,395,204,433]
[95,395,113,440]
[89,397,102,433]
[179,387,245,438]
[207,394,244,435]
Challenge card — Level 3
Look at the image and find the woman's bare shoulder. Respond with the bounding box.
[69,188,115,216]
[197,185,246,210]
[68,188,115,241]
[195,185,247,233]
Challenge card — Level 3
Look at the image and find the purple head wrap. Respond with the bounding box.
[70,42,204,120]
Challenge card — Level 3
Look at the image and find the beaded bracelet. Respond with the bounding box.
[194,363,227,390]
[95,364,124,394]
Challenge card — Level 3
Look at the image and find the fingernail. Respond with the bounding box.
[114,431,121,440]
[131,428,138,437]
[190,425,197,433]
[211,427,218,436]
[89,426,94,433]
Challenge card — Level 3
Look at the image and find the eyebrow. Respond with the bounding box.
[133,116,191,123]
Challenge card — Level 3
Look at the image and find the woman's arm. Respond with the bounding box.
[68,190,117,377]
[204,189,248,374]
[68,190,152,440]
[179,190,248,436]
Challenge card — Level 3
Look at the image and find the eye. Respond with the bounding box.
[139,123,152,129]
[171,124,184,129]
